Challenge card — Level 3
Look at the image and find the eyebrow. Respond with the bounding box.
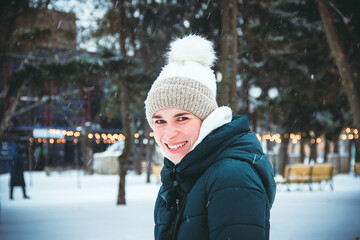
[152,112,192,119]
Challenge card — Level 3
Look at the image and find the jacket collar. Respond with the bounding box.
[192,106,232,150]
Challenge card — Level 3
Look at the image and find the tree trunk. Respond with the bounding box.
[117,80,132,205]
[309,141,317,164]
[238,0,250,116]
[241,78,250,115]
[348,139,353,167]
[219,0,231,106]
[230,0,238,113]
[324,137,329,163]
[251,111,257,132]
[145,124,153,183]
[355,139,360,163]
[133,145,142,175]
[300,137,306,163]
[316,0,360,131]
[81,117,93,175]
[333,140,341,173]
[278,136,289,176]
[116,0,131,206]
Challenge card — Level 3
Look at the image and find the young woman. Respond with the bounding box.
[145,35,276,240]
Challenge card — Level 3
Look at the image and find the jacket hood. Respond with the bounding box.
[161,115,276,208]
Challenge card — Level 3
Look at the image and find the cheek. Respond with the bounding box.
[189,123,202,141]
[152,129,162,144]
[184,129,200,142]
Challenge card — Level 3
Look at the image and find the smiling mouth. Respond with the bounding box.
[166,141,188,150]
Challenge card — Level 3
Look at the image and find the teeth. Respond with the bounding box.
[167,142,186,150]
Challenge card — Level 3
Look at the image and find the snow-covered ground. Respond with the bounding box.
[0,170,360,240]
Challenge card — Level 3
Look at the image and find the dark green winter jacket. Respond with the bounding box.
[154,115,276,240]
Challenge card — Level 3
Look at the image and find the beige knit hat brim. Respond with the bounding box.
[145,77,218,127]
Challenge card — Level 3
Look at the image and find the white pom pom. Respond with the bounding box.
[167,34,216,67]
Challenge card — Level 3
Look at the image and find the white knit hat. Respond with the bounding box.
[145,34,218,127]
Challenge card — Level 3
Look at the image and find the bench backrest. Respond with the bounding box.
[355,163,360,175]
[284,164,334,182]
[284,165,312,182]
[311,164,334,181]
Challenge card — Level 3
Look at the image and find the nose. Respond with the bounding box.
[163,122,179,140]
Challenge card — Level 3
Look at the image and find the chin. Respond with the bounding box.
[169,157,183,165]
[161,144,190,164]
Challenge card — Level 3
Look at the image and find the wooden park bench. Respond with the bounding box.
[355,163,360,177]
[276,164,334,191]
[310,164,334,190]
[152,164,163,182]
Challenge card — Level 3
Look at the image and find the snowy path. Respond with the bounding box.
[271,175,360,240]
[1,171,360,240]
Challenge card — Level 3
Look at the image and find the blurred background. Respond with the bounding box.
[0,0,360,239]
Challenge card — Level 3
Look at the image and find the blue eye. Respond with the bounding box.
[178,117,188,121]
[155,120,165,124]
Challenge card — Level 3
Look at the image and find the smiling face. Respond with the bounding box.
[152,107,202,164]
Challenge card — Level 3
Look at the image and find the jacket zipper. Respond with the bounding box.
[175,199,179,212]
[172,166,181,212]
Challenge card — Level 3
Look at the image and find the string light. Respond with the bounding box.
[31,127,360,146]
[118,134,125,141]
[101,133,107,139]
[340,134,347,140]
[252,127,359,144]
[34,129,360,146]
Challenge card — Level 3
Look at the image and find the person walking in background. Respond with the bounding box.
[145,35,276,240]
[10,143,30,200]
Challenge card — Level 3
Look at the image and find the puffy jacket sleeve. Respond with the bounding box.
[206,159,267,240]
